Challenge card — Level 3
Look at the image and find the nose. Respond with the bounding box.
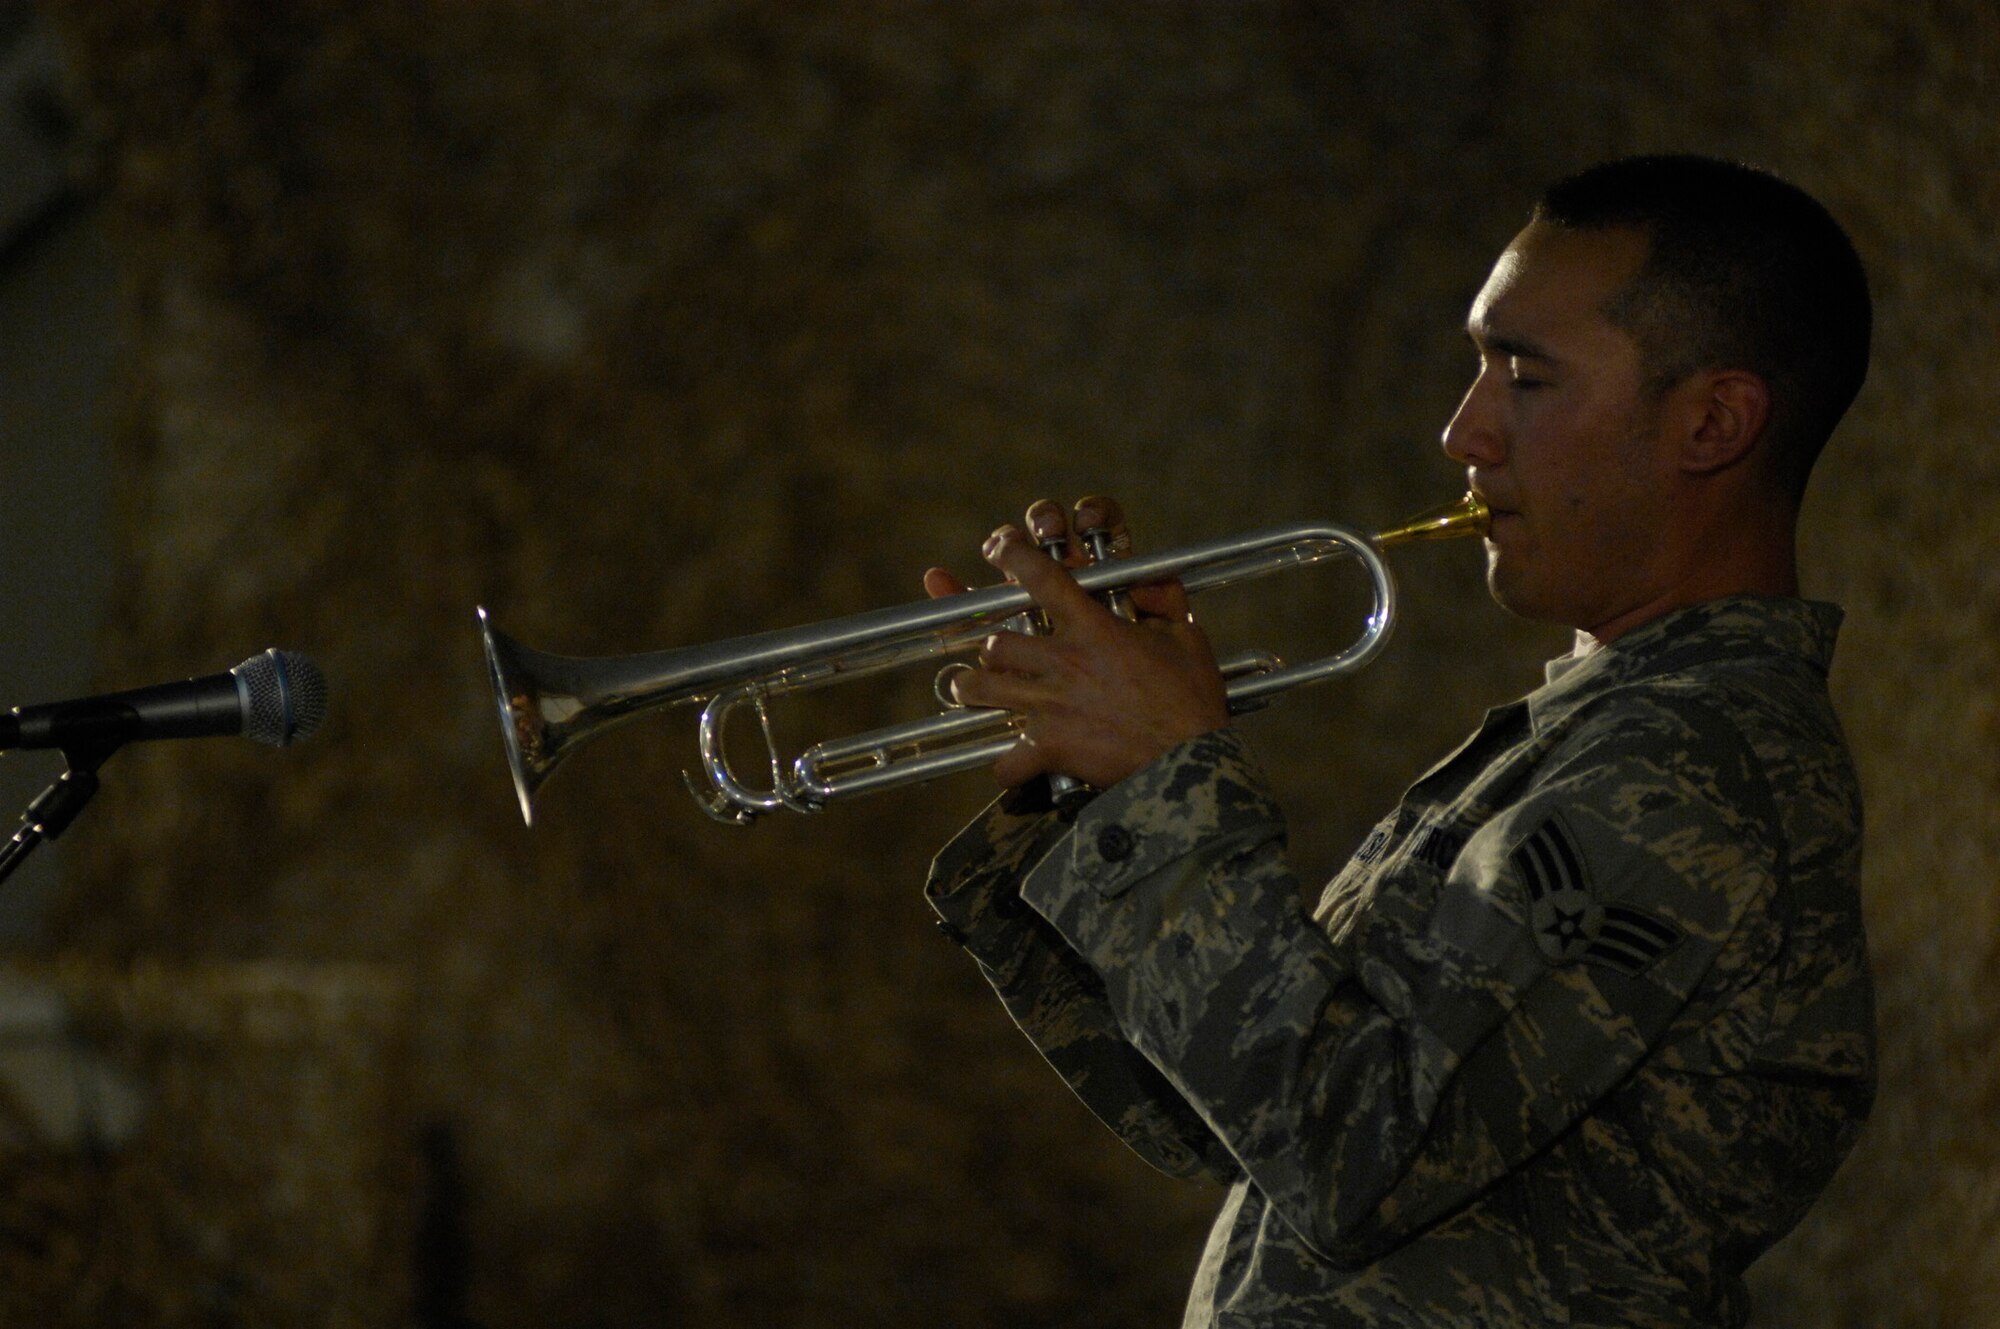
[1441,372,1506,469]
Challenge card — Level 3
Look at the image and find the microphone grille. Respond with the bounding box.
[234,650,329,747]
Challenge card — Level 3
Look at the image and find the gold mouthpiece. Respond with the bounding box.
[1372,492,1491,548]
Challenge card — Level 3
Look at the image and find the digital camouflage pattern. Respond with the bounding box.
[928,596,1873,1327]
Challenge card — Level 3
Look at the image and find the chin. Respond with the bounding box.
[1484,552,1526,613]
[1485,564,1562,625]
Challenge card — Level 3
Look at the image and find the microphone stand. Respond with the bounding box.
[0,740,121,888]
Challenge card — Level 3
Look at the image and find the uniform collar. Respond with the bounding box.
[1527,596,1843,734]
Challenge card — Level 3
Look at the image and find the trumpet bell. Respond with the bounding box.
[480,606,752,826]
[479,608,720,827]
[479,609,562,826]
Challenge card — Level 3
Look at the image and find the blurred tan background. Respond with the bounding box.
[1,2,1994,1325]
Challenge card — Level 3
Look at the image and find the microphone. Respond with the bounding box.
[0,650,329,753]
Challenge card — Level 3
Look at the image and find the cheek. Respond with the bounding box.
[1491,490,1586,587]
[1528,405,1655,515]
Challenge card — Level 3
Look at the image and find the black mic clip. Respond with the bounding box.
[0,741,116,890]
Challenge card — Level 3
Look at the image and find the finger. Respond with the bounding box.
[1025,498,1092,568]
[1024,498,1069,542]
[923,566,970,599]
[1129,578,1193,621]
[983,526,1106,631]
[976,628,1061,677]
[1072,495,1132,558]
[948,656,1047,710]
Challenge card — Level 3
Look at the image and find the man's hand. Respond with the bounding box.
[923,497,1231,790]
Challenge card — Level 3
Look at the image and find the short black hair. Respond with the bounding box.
[1533,155,1871,497]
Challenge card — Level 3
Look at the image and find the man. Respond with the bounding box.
[922,156,1875,1327]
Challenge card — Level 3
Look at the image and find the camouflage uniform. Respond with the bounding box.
[928,595,1873,1327]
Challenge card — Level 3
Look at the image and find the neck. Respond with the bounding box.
[1581,490,1799,649]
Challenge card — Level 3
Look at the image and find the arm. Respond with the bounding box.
[927,795,1239,1181]
[1021,705,1784,1265]
[919,495,1239,1179]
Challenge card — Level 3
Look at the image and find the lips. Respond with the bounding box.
[1481,505,1521,544]
[1473,491,1516,530]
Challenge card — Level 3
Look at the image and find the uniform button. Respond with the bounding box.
[935,919,968,946]
[1096,824,1135,863]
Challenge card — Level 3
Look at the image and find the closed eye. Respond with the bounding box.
[1466,331,1561,393]
[1505,354,1555,391]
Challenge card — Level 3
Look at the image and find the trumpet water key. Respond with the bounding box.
[477,492,1489,827]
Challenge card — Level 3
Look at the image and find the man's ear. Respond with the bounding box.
[1678,369,1770,475]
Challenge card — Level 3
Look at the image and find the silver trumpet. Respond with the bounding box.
[477,493,1489,827]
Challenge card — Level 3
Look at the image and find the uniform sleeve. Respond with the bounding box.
[927,794,1239,1182]
[1022,708,1784,1265]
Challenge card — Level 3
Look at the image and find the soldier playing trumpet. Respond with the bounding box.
[923,155,1875,1328]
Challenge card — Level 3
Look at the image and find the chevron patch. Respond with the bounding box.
[1584,904,1685,977]
[1511,815,1682,974]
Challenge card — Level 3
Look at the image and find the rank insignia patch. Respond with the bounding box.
[1511,815,1683,974]
[1584,905,1685,977]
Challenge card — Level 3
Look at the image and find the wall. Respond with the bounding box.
[0,0,114,945]
[29,2,2000,1325]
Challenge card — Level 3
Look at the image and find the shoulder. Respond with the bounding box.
[1540,678,1780,838]
[1554,647,1860,859]
[1458,678,1791,937]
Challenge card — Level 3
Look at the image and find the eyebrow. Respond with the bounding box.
[1465,326,1562,365]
